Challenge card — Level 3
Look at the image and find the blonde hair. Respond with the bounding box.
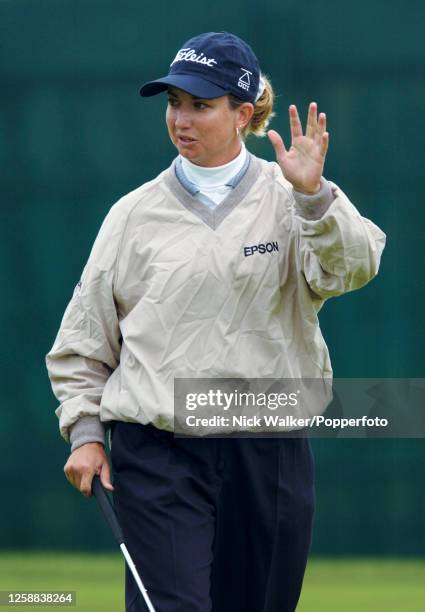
[228,73,275,139]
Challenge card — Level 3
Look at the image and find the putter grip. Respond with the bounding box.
[92,475,125,546]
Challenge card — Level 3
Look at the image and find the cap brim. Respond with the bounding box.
[139,74,229,99]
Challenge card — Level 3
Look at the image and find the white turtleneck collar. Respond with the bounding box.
[180,143,247,193]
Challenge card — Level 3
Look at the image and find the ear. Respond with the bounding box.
[236,102,255,130]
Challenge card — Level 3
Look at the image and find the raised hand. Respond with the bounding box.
[267,102,329,195]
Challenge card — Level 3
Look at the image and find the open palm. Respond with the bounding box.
[268,102,329,195]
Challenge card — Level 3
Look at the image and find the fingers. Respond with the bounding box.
[64,461,95,497]
[100,461,114,492]
[316,110,327,145]
[289,105,303,139]
[320,131,329,158]
[305,102,317,139]
[80,471,96,497]
[64,442,111,497]
[267,129,286,159]
[270,103,329,164]
[296,102,328,147]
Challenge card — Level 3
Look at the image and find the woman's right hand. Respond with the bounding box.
[63,442,114,497]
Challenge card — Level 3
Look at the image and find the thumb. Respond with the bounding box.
[267,130,286,160]
[99,461,114,491]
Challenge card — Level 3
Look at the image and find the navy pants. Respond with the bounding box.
[110,422,315,612]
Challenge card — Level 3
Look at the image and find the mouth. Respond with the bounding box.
[177,135,197,146]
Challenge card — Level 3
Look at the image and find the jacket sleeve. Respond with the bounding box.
[46,201,127,446]
[292,180,386,299]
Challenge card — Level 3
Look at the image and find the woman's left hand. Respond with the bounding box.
[267,102,329,195]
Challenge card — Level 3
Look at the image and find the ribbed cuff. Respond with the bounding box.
[69,415,106,453]
[293,177,334,220]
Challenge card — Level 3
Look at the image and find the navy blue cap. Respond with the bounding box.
[140,32,261,104]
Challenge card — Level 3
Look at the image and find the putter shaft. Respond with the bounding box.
[120,543,157,612]
[92,476,157,612]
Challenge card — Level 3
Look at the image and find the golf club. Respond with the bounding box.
[91,475,157,612]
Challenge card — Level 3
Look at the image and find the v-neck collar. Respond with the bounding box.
[163,153,262,230]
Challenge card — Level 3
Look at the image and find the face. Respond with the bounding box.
[166,87,254,167]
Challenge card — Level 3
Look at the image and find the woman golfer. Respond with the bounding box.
[47,32,386,612]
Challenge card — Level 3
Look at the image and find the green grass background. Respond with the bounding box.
[0,553,424,611]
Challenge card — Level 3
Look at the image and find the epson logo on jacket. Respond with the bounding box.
[244,242,279,257]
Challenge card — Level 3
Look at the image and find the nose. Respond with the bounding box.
[174,108,192,129]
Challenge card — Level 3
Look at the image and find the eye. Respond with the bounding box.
[194,101,208,110]
[167,97,178,107]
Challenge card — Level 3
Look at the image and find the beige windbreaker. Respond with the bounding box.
[46,155,386,448]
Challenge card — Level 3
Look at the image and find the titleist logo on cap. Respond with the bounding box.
[170,48,218,67]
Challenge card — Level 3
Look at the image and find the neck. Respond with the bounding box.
[180,142,247,190]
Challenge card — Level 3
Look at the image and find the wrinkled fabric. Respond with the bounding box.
[46,155,386,442]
